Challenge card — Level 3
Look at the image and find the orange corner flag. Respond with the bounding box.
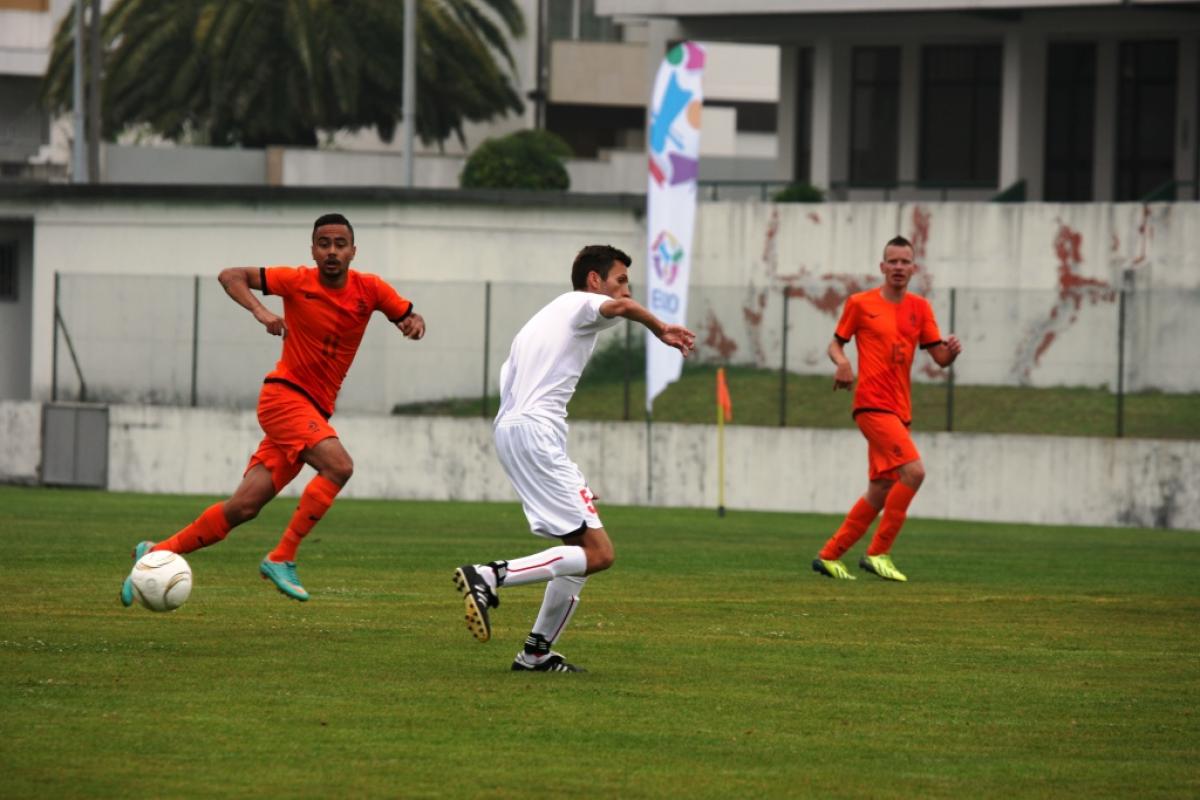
[716,367,733,422]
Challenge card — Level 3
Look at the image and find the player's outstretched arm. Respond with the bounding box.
[600,297,696,357]
[928,334,963,368]
[828,337,855,391]
[218,267,286,337]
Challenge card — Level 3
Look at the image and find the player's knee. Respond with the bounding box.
[325,456,354,486]
[588,545,615,574]
[224,499,260,526]
[901,462,926,488]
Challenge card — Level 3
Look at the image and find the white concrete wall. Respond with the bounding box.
[0,400,40,484]
[2,401,1183,530]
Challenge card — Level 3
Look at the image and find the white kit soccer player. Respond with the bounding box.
[454,245,695,672]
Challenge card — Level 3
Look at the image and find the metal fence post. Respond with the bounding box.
[946,287,956,432]
[191,274,201,407]
[623,320,631,421]
[482,281,492,418]
[779,288,789,426]
[1116,284,1127,438]
[52,271,60,402]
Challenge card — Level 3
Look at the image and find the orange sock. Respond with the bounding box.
[819,497,882,560]
[868,483,917,556]
[152,502,232,555]
[268,475,341,563]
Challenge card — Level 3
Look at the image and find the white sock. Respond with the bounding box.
[531,575,587,646]
[501,546,587,587]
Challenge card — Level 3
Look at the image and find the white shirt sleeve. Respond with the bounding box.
[571,293,615,334]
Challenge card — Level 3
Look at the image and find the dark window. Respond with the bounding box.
[850,47,900,185]
[548,0,622,42]
[1044,42,1096,201]
[794,47,813,184]
[919,44,1002,185]
[1116,40,1177,200]
[0,241,16,301]
[705,101,777,133]
[546,103,643,159]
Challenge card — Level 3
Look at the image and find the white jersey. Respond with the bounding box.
[495,291,619,436]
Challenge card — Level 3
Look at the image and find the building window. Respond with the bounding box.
[919,44,1001,186]
[850,47,900,185]
[1044,42,1096,201]
[0,242,16,301]
[1116,40,1177,201]
[548,0,622,43]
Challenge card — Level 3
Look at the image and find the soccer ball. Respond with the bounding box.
[129,551,193,612]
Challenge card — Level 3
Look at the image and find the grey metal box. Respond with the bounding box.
[42,403,108,488]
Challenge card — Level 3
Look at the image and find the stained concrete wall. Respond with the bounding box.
[5,401,1191,530]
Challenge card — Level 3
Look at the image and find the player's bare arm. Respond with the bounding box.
[599,297,696,357]
[829,337,855,390]
[218,267,287,337]
[927,334,963,368]
[397,312,426,340]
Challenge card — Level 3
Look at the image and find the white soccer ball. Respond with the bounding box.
[129,551,193,612]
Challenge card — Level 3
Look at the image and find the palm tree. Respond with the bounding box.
[42,0,525,148]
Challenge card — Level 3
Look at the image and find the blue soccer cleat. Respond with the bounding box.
[259,557,310,601]
[120,540,156,607]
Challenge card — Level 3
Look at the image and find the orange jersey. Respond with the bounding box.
[260,266,413,416]
[834,287,942,424]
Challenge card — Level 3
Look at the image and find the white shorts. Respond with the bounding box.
[494,420,601,538]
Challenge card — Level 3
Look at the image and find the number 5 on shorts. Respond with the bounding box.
[579,488,597,514]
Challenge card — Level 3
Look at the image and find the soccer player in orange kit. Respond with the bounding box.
[120,213,426,604]
[813,235,962,582]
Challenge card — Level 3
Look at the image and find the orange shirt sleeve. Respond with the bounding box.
[261,266,302,297]
[834,293,860,343]
[917,296,943,348]
[369,275,413,322]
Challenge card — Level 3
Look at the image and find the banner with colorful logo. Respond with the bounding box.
[646,41,705,411]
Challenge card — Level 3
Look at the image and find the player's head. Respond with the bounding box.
[311,213,357,285]
[572,245,632,298]
[880,235,915,289]
[313,213,354,243]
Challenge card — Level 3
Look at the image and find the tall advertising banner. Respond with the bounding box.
[646,42,705,412]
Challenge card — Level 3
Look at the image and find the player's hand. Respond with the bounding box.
[254,307,287,337]
[398,312,425,340]
[660,324,696,357]
[945,334,963,357]
[832,362,855,391]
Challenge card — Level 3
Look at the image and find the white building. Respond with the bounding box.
[598,0,1200,201]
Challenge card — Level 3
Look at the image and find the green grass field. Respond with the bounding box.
[1,486,1197,799]
[394,363,1200,441]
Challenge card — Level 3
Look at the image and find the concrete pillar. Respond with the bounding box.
[898,41,921,185]
[1000,28,1045,197]
[810,38,835,192]
[776,45,798,184]
[1093,40,1118,202]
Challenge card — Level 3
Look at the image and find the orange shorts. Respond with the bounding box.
[246,381,338,492]
[855,411,920,482]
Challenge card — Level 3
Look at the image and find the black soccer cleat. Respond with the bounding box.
[453,564,499,643]
[511,652,586,672]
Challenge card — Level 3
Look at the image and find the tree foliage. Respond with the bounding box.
[42,0,525,148]
[459,129,572,190]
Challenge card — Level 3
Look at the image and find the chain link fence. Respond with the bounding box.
[52,273,1199,437]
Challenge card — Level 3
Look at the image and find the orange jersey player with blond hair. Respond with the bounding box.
[120,213,426,605]
[813,235,962,582]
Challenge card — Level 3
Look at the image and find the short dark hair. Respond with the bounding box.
[571,245,632,290]
[313,213,354,242]
[883,235,913,259]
